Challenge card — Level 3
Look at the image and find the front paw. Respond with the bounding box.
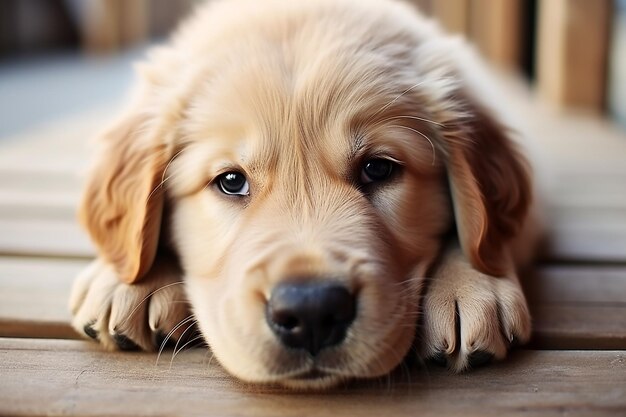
[420,250,531,371]
[69,258,196,351]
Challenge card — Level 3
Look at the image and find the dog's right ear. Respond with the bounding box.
[79,112,171,284]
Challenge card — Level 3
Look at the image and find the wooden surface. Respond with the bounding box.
[536,0,611,109]
[468,0,523,69]
[0,75,625,415]
[1,338,625,417]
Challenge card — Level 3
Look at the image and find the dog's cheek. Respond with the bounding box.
[170,193,239,278]
[371,176,451,269]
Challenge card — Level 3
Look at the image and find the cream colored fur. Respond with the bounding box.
[70,0,535,389]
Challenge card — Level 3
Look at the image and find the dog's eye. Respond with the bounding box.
[217,171,249,196]
[360,158,395,184]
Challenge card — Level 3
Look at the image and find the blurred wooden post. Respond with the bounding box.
[81,0,121,52]
[410,0,433,16]
[432,0,469,35]
[120,0,149,46]
[468,0,524,69]
[608,0,626,127]
[76,0,148,53]
[537,0,611,110]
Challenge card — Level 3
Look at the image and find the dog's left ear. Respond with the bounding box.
[442,97,531,276]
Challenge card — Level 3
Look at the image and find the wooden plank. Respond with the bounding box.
[1,258,625,350]
[526,266,626,304]
[530,305,626,350]
[542,228,626,263]
[408,0,432,15]
[119,0,149,46]
[0,339,624,417]
[0,189,79,220]
[526,266,626,349]
[79,0,122,53]
[0,105,113,173]
[536,0,611,109]
[608,0,626,128]
[0,219,94,258]
[468,0,523,69]
[431,0,469,35]
[0,257,86,339]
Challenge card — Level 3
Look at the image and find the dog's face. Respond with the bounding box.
[80,0,530,388]
[167,46,452,387]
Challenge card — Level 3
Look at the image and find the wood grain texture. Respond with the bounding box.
[536,0,611,109]
[526,266,626,304]
[0,257,87,339]
[1,258,625,350]
[530,305,626,350]
[0,339,624,417]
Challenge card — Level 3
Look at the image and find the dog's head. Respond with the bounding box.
[80,0,530,388]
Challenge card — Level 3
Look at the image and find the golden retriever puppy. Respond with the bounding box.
[69,0,534,389]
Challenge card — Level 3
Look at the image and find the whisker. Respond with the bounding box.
[380,114,444,127]
[170,321,200,368]
[147,147,187,202]
[125,281,185,324]
[173,334,205,360]
[155,315,195,366]
[389,125,437,165]
[376,81,427,117]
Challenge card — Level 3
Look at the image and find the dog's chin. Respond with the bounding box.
[277,370,348,390]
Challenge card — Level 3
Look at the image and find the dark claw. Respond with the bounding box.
[83,322,98,340]
[113,333,140,351]
[468,350,494,368]
[429,351,448,367]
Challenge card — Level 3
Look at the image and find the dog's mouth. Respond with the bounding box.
[278,367,345,389]
[289,369,328,381]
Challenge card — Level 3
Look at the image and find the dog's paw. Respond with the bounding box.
[420,250,531,371]
[69,257,195,351]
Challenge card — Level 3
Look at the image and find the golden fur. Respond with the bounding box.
[70,0,534,389]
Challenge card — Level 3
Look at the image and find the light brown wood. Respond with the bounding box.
[0,257,86,339]
[408,0,432,15]
[2,257,624,350]
[80,0,122,53]
[432,0,469,35]
[0,219,94,258]
[536,0,611,109]
[0,339,624,417]
[119,0,149,46]
[468,0,523,69]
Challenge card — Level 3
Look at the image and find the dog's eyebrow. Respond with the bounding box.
[349,134,366,161]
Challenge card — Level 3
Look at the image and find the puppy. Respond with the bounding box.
[70,0,534,389]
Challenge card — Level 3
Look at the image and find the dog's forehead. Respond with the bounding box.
[184,47,432,175]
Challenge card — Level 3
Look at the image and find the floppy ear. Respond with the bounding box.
[79,113,171,284]
[442,98,531,277]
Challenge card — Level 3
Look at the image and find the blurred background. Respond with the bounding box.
[0,0,624,139]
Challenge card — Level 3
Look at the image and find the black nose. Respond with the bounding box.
[266,282,356,356]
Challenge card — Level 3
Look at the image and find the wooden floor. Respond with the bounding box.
[1,75,625,416]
